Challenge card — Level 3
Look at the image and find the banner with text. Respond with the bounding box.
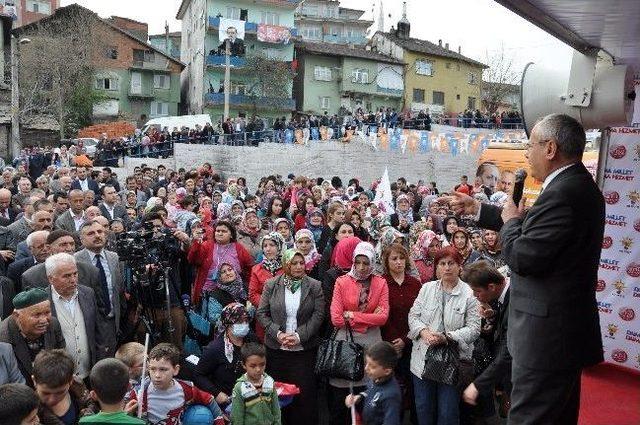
[597,127,640,371]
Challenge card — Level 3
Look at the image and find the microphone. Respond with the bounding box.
[512,169,527,206]
[181,294,191,309]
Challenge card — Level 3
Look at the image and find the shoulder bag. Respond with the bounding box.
[314,320,364,381]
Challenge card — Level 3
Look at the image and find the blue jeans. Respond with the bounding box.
[412,373,459,425]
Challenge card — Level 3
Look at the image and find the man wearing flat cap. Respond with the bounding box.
[0,288,65,387]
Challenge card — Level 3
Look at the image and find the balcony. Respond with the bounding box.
[322,34,367,45]
[207,55,247,67]
[208,16,298,37]
[130,60,172,72]
[128,89,155,99]
[206,92,295,110]
[376,86,404,97]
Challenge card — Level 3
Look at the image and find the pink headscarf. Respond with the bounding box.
[410,230,438,261]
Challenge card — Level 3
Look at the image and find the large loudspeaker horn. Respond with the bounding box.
[520,61,635,137]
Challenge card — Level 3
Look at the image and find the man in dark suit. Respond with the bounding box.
[98,185,129,228]
[462,261,511,412]
[447,113,604,424]
[54,190,85,236]
[70,167,100,197]
[7,231,49,293]
[0,188,19,226]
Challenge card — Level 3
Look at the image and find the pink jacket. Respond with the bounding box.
[330,274,389,333]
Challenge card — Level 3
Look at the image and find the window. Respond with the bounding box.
[314,66,332,81]
[95,77,119,91]
[150,102,169,117]
[105,46,118,59]
[133,49,155,66]
[468,97,476,110]
[320,97,330,110]
[456,64,461,71]
[226,7,240,19]
[468,72,477,84]
[413,89,425,103]
[433,91,445,105]
[445,62,451,69]
[154,74,171,89]
[260,11,280,25]
[26,0,50,14]
[303,27,322,39]
[456,94,460,100]
[351,68,368,84]
[415,60,433,76]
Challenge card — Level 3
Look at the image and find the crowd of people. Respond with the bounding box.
[0,113,600,425]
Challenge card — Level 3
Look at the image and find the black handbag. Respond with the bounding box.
[314,321,365,381]
[421,292,461,386]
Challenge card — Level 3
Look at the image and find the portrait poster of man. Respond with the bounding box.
[218,18,246,57]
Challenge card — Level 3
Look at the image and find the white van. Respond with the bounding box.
[140,114,212,134]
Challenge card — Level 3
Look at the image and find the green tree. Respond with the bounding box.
[243,54,294,117]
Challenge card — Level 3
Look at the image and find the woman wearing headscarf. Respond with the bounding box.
[188,220,254,306]
[408,247,481,425]
[237,208,269,261]
[390,194,419,235]
[249,232,285,341]
[374,227,404,274]
[230,199,245,225]
[201,262,248,326]
[274,218,295,249]
[216,202,232,222]
[294,229,321,279]
[451,228,481,266]
[411,230,442,284]
[304,207,324,244]
[194,303,256,409]
[256,249,325,425]
[328,241,389,425]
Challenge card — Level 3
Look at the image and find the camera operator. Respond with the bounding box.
[137,212,191,349]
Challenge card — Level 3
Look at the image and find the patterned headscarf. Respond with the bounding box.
[216,203,231,221]
[273,218,294,249]
[261,232,285,274]
[348,242,376,281]
[410,230,439,261]
[375,227,404,262]
[215,262,247,303]
[220,302,249,327]
[395,194,414,226]
[305,207,324,244]
[294,229,322,270]
[281,249,305,293]
[238,208,260,238]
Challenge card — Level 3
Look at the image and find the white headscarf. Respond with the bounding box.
[348,242,376,281]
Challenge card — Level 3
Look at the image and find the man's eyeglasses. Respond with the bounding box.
[525,139,551,150]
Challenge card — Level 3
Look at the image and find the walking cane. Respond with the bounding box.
[349,382,357,425]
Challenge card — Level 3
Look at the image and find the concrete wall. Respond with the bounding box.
[122,137,483,191]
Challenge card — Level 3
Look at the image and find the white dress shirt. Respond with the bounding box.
[541,163,577,192]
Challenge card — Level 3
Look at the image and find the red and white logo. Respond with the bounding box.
[634,219,640,232]
[604,191,620,205]
[611,349,628,363]
[619,307,636,322]
[596,280,606,292]
[627,262,640,278]
[609,145,627,159]
[602,236,613,249]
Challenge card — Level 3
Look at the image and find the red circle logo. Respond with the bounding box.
[596,280,606,292]
[604,191,620,205]
[602,236,613,249]
[611,349,628,363]
[618,307,636,322]
[609,145,627,159]
[627,262,640,278]
[634,219,640,232]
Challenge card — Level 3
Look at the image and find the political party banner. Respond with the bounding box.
[257,24,292,44]
[373,168,394,215]
[361,128,495,156]
[218,18,246,41]
[597,127,640,372]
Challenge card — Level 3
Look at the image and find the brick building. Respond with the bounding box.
[7,0,60,27]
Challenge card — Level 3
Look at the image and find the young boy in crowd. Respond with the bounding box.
[116,342,146,388]
[32,349,94,424]
[231,342,281,425]
[345,341,402,425]
[80,358,144,424]
[128,343,224,425]
[0,383,40,425]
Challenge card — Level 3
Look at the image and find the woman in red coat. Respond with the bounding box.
[188,220,254,306]
[248,232,285,341]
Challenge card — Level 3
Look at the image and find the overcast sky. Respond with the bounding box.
[61,0,573,74]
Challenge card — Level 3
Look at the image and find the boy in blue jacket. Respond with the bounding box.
[345,341,402,425]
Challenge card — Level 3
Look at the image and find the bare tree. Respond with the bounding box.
[17,6,104,139]
[243,54,294,118]
[482,48,521,115]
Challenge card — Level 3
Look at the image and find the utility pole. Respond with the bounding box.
[164,21,170,55]
[10,35,20,159]
[224,39,230,120]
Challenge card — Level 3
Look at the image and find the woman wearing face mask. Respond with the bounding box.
[318,222,356,278]
[411,230,442,284]
[249,232,285,341]
[256,249,325,425]
[193,303,256,409]
[201,263,248,326]
[328,241,389,425]
[294,229,322,280]
[237,208,269,261]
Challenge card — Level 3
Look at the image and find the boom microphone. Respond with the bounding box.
[512,169,527,205]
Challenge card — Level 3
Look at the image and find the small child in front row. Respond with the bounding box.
[0,383,40,425]
[231,342,281,425]
[345,341,402,425]
[128,343,225,425]
[116,342,146,389]
[79,358,144,424]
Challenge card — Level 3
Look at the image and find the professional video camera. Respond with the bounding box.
[115,221,181,268]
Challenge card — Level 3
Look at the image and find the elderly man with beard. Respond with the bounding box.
[0,288,65,387]
[75,220,125,355]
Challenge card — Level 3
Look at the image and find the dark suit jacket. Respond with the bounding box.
[98,203,130,227]
[21,261,108,314]
[0,341,24,385]
[474,289,511,394]
[256,275,325,351]
[7,256,37,292]
[0,277,15,320]
[0,315,65,387]
[71,179,100,197]
[14,240,31,262]
[47,285,108,365]
[7,217,29,245]
[0,226,16,252]
[0,208,20,226]
[478,163,604,371]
